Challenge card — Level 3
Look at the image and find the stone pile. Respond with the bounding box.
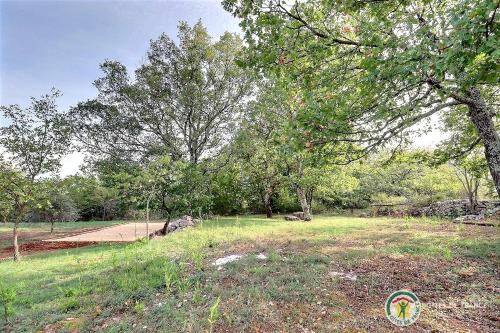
[151,215,201,237]
[409,200,500,218]
[165,215,200,233]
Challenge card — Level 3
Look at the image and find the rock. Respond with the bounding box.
[454,214,485,222]
[485,206,500,217]
[162,215,200,234]
[453,214,495,226]
[292,212,305,219]
[212,254,243,270]
[256,253,267,260]
[284,212,311,221]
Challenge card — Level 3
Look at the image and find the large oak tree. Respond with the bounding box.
[71,21,253,165]
[224,0,500,195]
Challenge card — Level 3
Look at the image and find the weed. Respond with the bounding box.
[0,282,16,321]
[267,249,280,263]
[192,248,204,272]
[134,301,145,315]
[164,261,179,293]
[207,297,220,333]
[60,297,80,312]
[177,276,191,294]
[111,251,119,268]
[192,281,203,304]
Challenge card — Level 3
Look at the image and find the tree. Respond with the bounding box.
[234,81,291,218]
[71,21,253,165]
[0,162,31,261]
[31,180,80,233]
[238,132,285,218]
[224,0,500,195]
[452,150,489,213]
[0,89,72,180]
[131,156,186,235]
[0,89,71,260]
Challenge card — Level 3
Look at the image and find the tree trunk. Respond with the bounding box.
[50,220,54,234]
[306,189,314,214]
[146,192,154,241]
[468,192,477,214]
[296,186,312,221]
[263,189,273,218]
[466,87,500,196]
[13,220,20,261]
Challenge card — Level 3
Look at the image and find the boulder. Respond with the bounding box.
[284,212,312,221]
[164,215,200,234]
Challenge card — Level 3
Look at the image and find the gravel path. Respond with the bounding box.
[45,222,165,242]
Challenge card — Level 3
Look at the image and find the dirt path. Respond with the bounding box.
[0,241,96,259]
[45,222,165,242]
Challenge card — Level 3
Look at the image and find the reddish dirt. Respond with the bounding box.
[0,240,96,259]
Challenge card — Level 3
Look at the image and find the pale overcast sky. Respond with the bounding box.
[0,0,442,176]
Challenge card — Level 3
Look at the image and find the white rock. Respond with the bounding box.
[256,253,267,260]
[213,254,243,266]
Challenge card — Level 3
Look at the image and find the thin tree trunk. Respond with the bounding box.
[50,220,55,234]
[146,192,154,241]
[13,219,20,261]
[466,87,500,196]
[296,186,312,221]
[263,189,273,218]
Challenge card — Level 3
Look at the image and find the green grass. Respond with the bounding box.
[0,215,498,332]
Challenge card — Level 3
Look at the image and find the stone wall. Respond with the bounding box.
[409,200,500,218]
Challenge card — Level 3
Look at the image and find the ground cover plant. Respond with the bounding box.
[0,215,498,332]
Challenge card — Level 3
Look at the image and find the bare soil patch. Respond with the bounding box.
[208,237,498,332]
[329,255,499,332]
[0,240,96,259]
[0,227,103,259]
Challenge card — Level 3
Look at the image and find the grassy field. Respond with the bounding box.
[0,215,498,332]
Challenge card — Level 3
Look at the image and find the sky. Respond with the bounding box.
[0,0,240,175]
[0,0,443,176]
